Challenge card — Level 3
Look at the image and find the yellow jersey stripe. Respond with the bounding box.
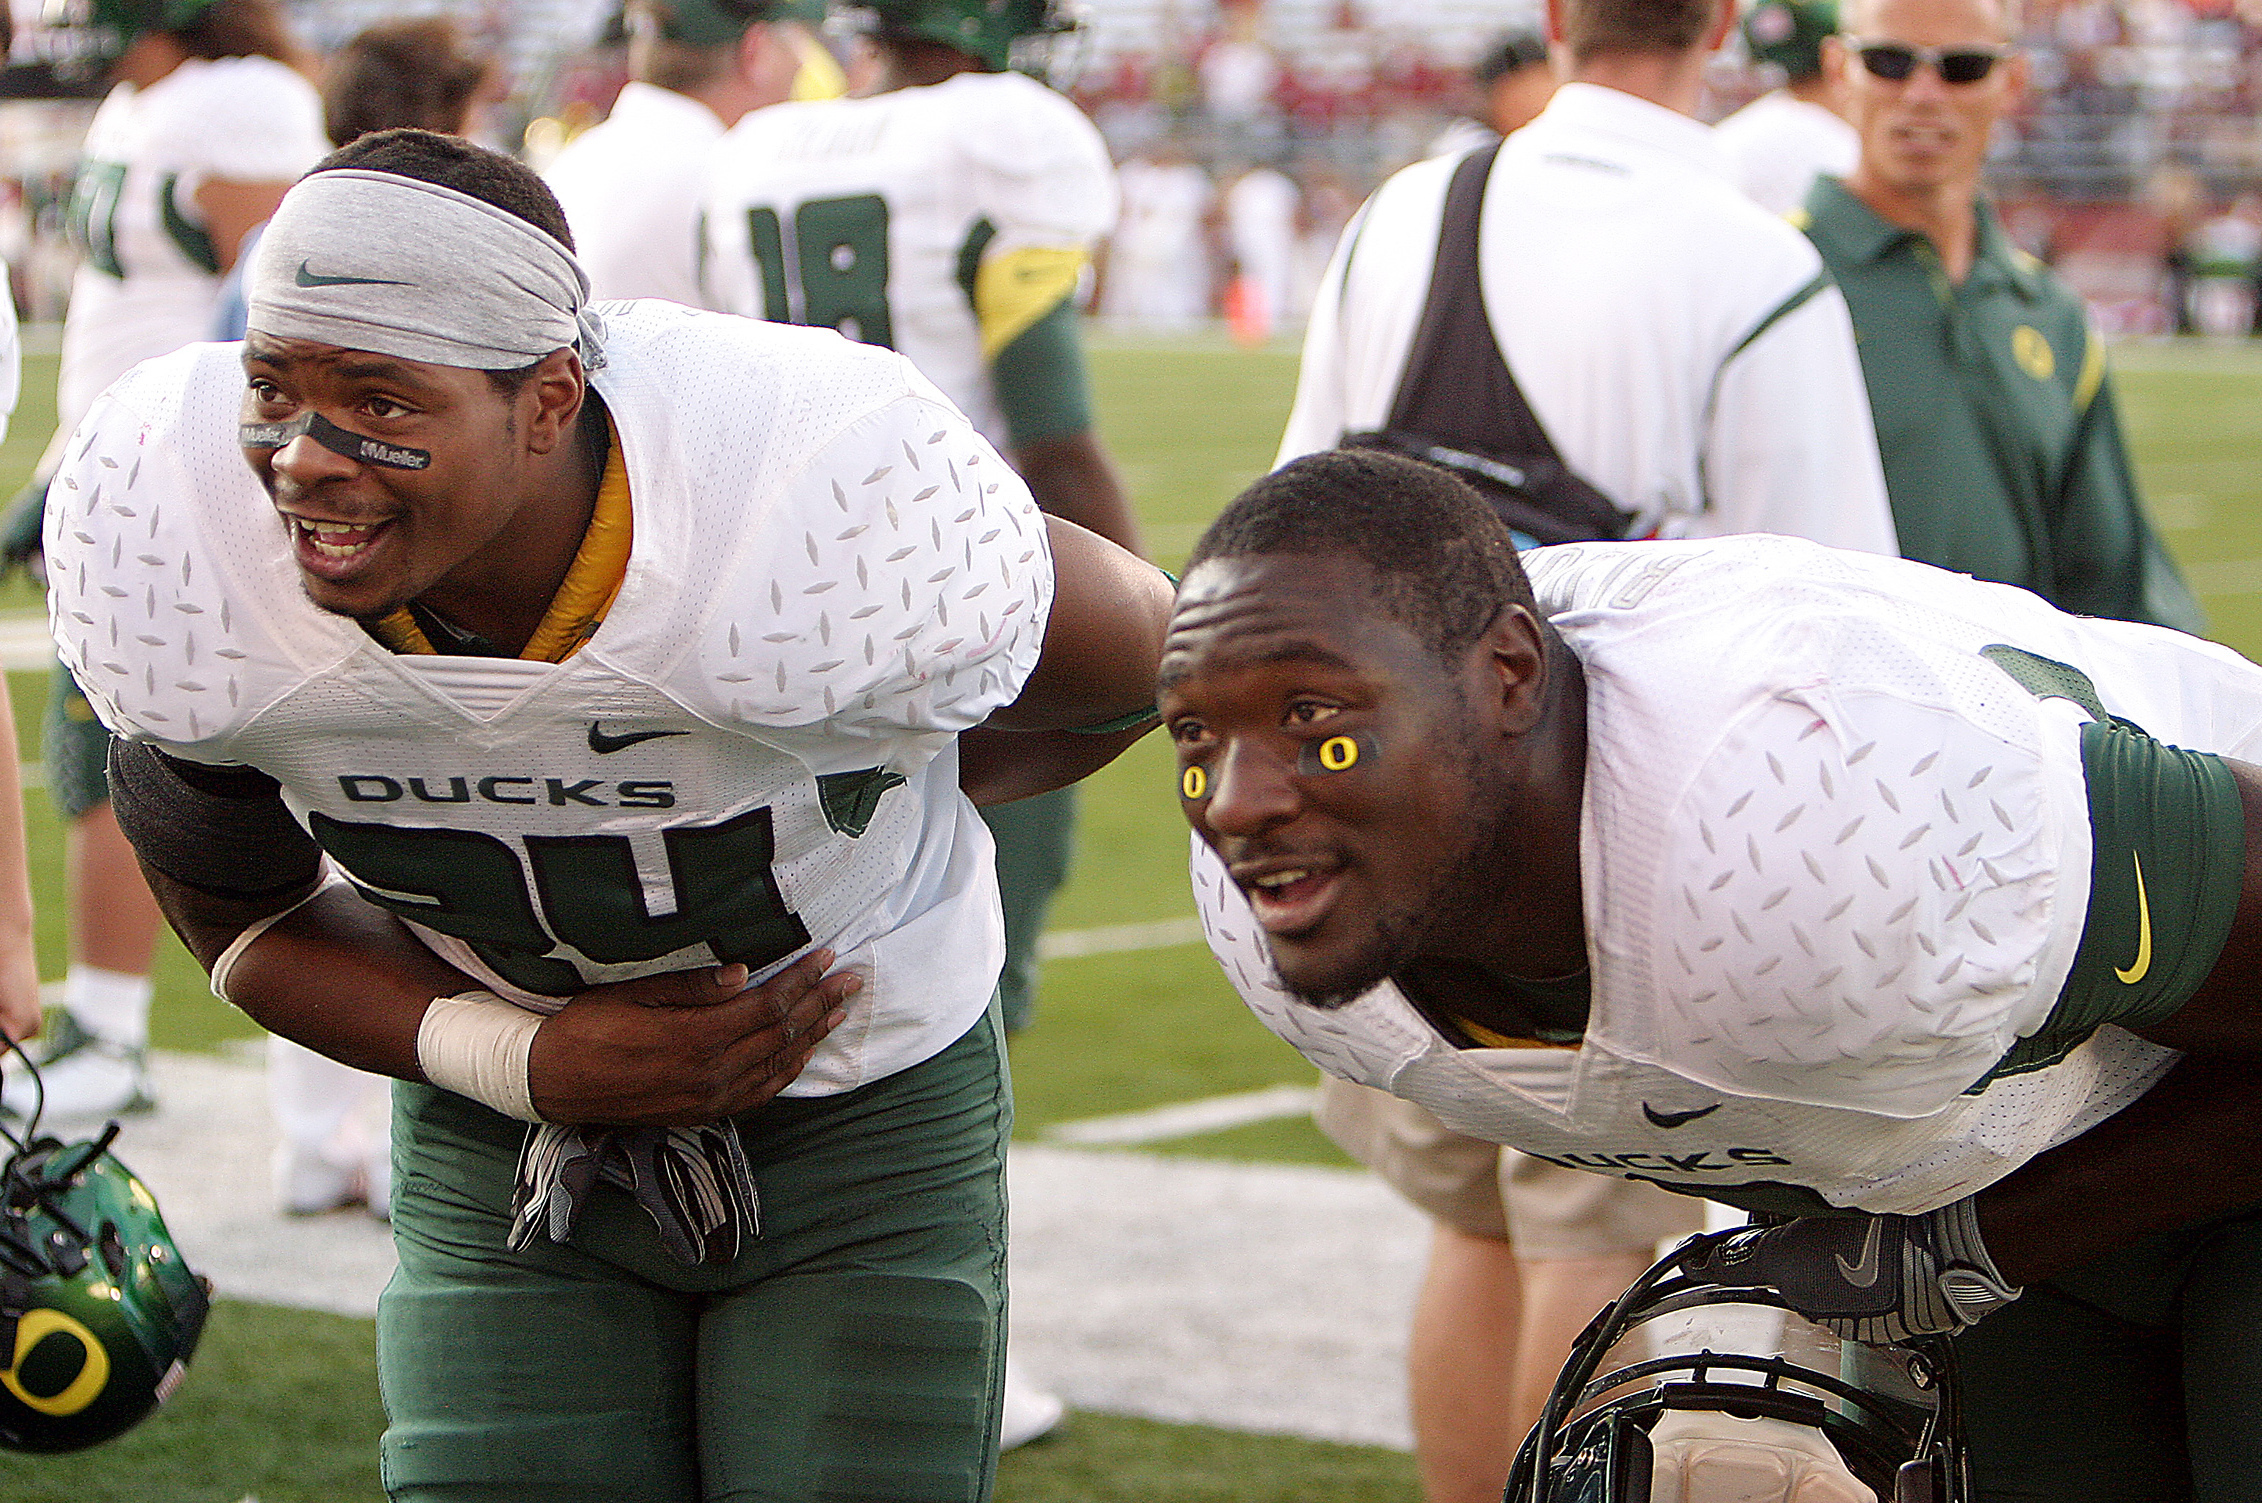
[975,245,1088,362]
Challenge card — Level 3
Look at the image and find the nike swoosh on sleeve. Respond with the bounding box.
[2115,851,2152,985]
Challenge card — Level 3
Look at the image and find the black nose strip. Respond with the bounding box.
[240,410,431,471]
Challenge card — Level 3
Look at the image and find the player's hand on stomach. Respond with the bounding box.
[526,950,859,1126]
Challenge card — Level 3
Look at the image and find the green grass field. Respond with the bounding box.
[6,332,2262,1499]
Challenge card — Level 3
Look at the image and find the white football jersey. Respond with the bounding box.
[48,303,1054,1095]
[700,71,1117,446]
[58,56,328,433]
[1713,92,1859,218]
[1196,537,2262,1212]
[544,82,724,306]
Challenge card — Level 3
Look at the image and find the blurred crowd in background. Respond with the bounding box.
[2,0,2262,337]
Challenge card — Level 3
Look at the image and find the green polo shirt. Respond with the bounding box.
[1794,178,2202,634]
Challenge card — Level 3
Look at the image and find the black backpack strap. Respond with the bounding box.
[1351,143,1631,546]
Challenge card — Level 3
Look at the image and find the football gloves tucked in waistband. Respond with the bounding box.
[1687,1196,2022,1345]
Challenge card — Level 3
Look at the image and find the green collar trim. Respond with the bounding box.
[1801,177,2041,299]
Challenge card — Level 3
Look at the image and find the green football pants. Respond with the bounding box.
[1957,1203,2262,1501]
[978,786,1075,1037]
[377,1007,1011,1503]
[44,662,113,820]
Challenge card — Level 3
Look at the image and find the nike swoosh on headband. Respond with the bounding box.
[1641,1102,1721,1130]
[294,260,415,289]
[239,410,431,471]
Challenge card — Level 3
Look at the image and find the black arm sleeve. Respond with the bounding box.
[107,740,324,900]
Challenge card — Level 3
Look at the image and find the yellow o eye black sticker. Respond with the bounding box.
[1299,733,1374,775]
[1181,764,1208,800]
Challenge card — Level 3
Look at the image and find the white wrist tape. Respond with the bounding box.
[209,870,349,1003]
[416,990,545,1123]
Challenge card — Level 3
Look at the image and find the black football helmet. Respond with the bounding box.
[1506,1228,1971,1503]
[0,1044,210,1454]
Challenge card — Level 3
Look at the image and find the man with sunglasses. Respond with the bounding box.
[1793,0,2201,634]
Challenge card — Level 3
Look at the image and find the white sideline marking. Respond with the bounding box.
[0,612,50,671]
[1036,914,1204,960]
[1047,1083,1317,1146]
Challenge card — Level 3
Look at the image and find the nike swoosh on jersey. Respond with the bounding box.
[2115,851,2152,985]
[295,260,415,289]
[1835,1218,1885,1288]
[588,723,691,755]
[1641,1102,1721,1130]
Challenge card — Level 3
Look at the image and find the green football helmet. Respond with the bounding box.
[0,1118,211,1454]
[837,0,1088,79]
[1740,0,1839,80]
[29,0,222,87]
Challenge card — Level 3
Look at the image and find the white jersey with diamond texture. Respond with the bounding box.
[699,71,1116,447]
[58,56,327,434]
[46,303,1053,1096]
[1194,536,2262,1212]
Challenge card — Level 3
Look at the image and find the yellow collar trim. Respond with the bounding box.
[370,420,632,663]
[1454,1015,1576,1050]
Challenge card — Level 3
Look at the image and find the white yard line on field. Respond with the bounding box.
[1046,1084,1319,1146]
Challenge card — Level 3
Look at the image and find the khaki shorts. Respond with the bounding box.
[1314,1075,1704,1259]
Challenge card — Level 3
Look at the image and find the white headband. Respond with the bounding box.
[247,169,608,373]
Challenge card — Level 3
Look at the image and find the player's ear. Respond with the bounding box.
[522,348,586,457]
[1479,603,1551,737]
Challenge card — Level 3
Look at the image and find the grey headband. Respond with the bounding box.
[248,169,608,373]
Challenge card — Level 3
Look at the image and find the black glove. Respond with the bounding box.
[1686,1197,2021,1344]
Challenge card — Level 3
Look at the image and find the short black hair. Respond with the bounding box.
[309,129,575,252]
[1472,29,1551,85]
[1186,449,1536,662]
[321,19,496,148]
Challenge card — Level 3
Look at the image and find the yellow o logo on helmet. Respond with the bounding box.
[1318,736,1360,772]
[1181,765,1207,800]
[3,1308,111,1418]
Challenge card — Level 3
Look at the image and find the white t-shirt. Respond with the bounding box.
[48,303,1055,1096]
[1100,158,1216,332]
[1714,91,1861,217]
[701,71,1117,447]
[544,82,726,306]
[1195,537,2262,1213]
[1223,166,1300,331]
[1276,84,1895,555]
[59,55,327,433]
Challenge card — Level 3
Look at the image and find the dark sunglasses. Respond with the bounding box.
[1850,39,2008,84]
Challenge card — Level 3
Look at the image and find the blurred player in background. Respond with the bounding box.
[0,0,328,1125]
[1427,29,1558,160]
[1714,0,1858,215]
[1275,0,1893,1488]
[544,0,838,305]
[213,18,503,342]
[1097,141,1215,333]
[702,1,1141,1445]
[0,100,41,1044]
[1797,0,2204,635]
[1219,159,1298,344]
